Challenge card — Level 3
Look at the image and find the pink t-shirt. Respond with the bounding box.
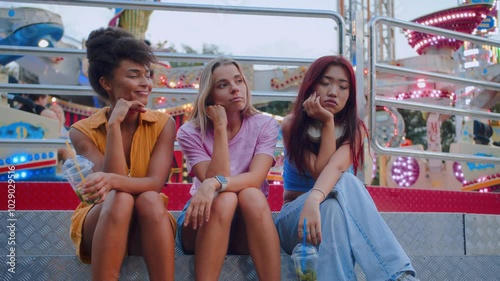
[177,113,279,195]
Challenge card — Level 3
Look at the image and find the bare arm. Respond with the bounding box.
[204,123,230,178]
[196,110,276,190]
[307,142,352,203]
[119,117,175,193]
[48,104,66,131]
[306,118,336,179]
[282,114,337,180]
[297,142,351,245]
[102,99,146,175]
[193,153,274,193]
[69,117,176,196]
[102,121,129,175]
[185,152,273,229]
[227,153,274,191]
[299,125,365,245]
[301,93,337,178]
[201,105,231,179]
[69,99,146,176]
[184,114,278,228]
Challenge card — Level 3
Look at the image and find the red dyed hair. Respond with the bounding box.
[286,55,367,175]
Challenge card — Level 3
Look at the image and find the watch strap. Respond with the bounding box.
[215,175,228,192]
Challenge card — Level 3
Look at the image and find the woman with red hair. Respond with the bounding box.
[275,55,418,281]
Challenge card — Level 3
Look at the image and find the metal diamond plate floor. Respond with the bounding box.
[1,256,500,281]
[1,211,500,280]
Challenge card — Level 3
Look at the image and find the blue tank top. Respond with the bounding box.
[283,157,355,192]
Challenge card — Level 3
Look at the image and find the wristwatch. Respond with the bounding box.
[215,175,228,192]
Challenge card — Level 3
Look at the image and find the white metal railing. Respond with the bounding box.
[0,1,347,101]
[0,0,346,149]
[368,16,500,164]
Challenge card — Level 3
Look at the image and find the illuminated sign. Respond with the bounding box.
[464,0,499,34]
[0,122,46,138]
[478,15,497,30]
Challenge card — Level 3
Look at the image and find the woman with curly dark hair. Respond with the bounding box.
[68,27,176,281]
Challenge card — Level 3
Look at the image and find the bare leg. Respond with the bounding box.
[82,191,135,281]
[129,191,175,281]
[194,192,238,281]
[233,188,281,281]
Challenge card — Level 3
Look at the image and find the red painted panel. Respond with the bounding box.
[366,186,500,214]
[1,182,500,214]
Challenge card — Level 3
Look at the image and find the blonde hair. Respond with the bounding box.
[189,57,258,137]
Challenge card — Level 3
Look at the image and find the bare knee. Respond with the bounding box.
[134,191,166,222]
[98,191,135,224]
[210,192,238,222]
[237,188,270,219]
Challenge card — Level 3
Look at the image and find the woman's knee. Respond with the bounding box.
[210,192,238,221]
[320,197,342,213]
[319,198,347,230]
[237,188,270,218]
[134,191,166,221]
[98,191,135,223]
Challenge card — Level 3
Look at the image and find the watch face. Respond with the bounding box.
[215,175,228,184]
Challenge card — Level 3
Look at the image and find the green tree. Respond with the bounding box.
[399,109,427,149]
[154,41,226,68]
[255,101,292,117]
[441,116,456,153]
[398,109,456,152]
[492,102,500,113]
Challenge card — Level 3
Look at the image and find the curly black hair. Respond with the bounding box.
[85,27,156,102]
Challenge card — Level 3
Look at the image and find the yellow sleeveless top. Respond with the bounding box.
[69,107,176,263]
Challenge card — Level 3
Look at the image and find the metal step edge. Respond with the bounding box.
[2,255,500,281]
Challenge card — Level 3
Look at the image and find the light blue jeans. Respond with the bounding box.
[275,172,416,281]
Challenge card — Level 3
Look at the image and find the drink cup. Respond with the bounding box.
[61,155,96,204]
[291,243,318,281]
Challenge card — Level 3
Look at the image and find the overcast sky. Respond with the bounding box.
[1,0,499,62]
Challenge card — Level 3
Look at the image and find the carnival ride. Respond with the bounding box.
[0,7,78,180]
[0,7,82,86]
[373,1,500,192]
[0,93,60,181]
[0,1,499,193]
[0,7,63,65]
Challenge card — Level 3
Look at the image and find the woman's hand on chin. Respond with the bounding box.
[108,99,145,125]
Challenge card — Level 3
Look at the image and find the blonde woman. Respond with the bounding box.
[176,57,281,281]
